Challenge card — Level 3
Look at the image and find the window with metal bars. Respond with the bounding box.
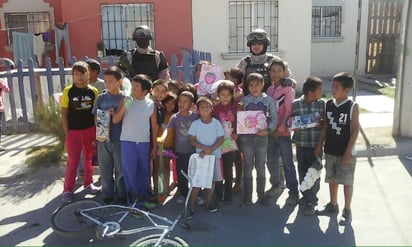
[312,6,342,37]
[5,12,51,45]
[101,3,154,51]
[229,1,278,53]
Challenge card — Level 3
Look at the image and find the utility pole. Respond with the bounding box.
[353,0,363,101]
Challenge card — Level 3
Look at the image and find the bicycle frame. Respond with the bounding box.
[76,170,192,245]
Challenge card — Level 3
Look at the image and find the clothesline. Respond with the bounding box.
[0,27,25,31]
[55,13,101,26]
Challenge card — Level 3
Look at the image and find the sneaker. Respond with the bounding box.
[339,209,352,226]
[102,197,115,205]
[205,204,218,213]
[142,201,157,210]
[265,186,282,197]
[298,197,307,206]
[285,193,299,205]
[176,196,185,204]
[196,196,205,205]
[186,208,195,219]
[223,198,232,205]
[61,192,74,203]
[243,198,252,205]
[298,197,318,207]
[317,202,339,215]
[85,183,101,194]
[0,145,5,152]
[232,183,242,193]
[303,203,316,216]
[215,198,223,207]
[258,197,269,206]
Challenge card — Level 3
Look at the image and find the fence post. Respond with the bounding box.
[8,61,21,131]
[170,54,178,80]
[1,63,13,131]
[16,59,32,131]
[108,56,115,67]
[28,59,37,130]
[45,57,54,98]
[183,49,193,83]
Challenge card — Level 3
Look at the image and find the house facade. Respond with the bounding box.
[0,0,404,88]
[192,0,403,89]
[0,0,193,65]
[192,0,312,89]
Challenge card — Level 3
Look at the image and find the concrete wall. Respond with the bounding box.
[393,1,412,137]
[310,0,369,77]
[192,0,312,91]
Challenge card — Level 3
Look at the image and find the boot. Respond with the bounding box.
[257,177,268,205]
[243,177,253,205]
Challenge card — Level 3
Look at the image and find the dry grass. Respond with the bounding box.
[26,145,65,168]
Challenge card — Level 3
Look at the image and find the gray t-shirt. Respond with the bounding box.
[168,112,199,153]
[120,97,154,142]
[89,78,105,94]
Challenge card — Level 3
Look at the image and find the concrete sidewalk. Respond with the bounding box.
[1,89,412,245]
[0,127,411,246]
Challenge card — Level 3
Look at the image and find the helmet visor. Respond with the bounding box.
[247,32,266,42]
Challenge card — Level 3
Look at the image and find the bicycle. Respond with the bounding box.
[50,171,192,246]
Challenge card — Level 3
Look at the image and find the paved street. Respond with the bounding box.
[1,87,412,246]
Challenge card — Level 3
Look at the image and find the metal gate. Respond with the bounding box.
[365,0,403,74]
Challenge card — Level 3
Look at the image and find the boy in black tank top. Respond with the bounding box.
[315,72,360,226]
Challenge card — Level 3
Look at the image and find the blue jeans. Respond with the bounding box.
[267,136,298,195]
[296,147,320,204]
[240,135,268,200]
[266,135,280,187]
[98,141,126,201]
[240,135,268,180]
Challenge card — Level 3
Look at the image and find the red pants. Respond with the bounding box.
[63,126,96,192]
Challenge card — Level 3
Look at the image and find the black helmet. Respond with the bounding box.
[247,29,270,47]
[132,25,152,41]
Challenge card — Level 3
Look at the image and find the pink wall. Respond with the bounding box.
[59,0,193,63]
[0,0,193,65]
[0,0,63,62]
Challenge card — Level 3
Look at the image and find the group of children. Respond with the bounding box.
[60,55,359,226]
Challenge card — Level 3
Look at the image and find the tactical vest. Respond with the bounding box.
[244,55,274,94]
[131,50,159,81]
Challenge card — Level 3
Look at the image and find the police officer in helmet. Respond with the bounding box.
[119,25,170,81]
[236,28,292,94]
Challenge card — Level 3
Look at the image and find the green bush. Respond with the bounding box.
[32,97,65,165]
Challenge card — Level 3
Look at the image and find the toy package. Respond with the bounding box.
[197,64,224,96]
[237,110,267,134]
[96,109,110,142]
[288,112,321,131]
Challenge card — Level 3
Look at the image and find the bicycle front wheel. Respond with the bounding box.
[50,199,103,237]
[131,234,189,246]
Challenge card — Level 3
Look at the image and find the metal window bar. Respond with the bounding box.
[101,4,154,51]
[312,6,341,37]
[229,1,278,53]
[5,12,50,45]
